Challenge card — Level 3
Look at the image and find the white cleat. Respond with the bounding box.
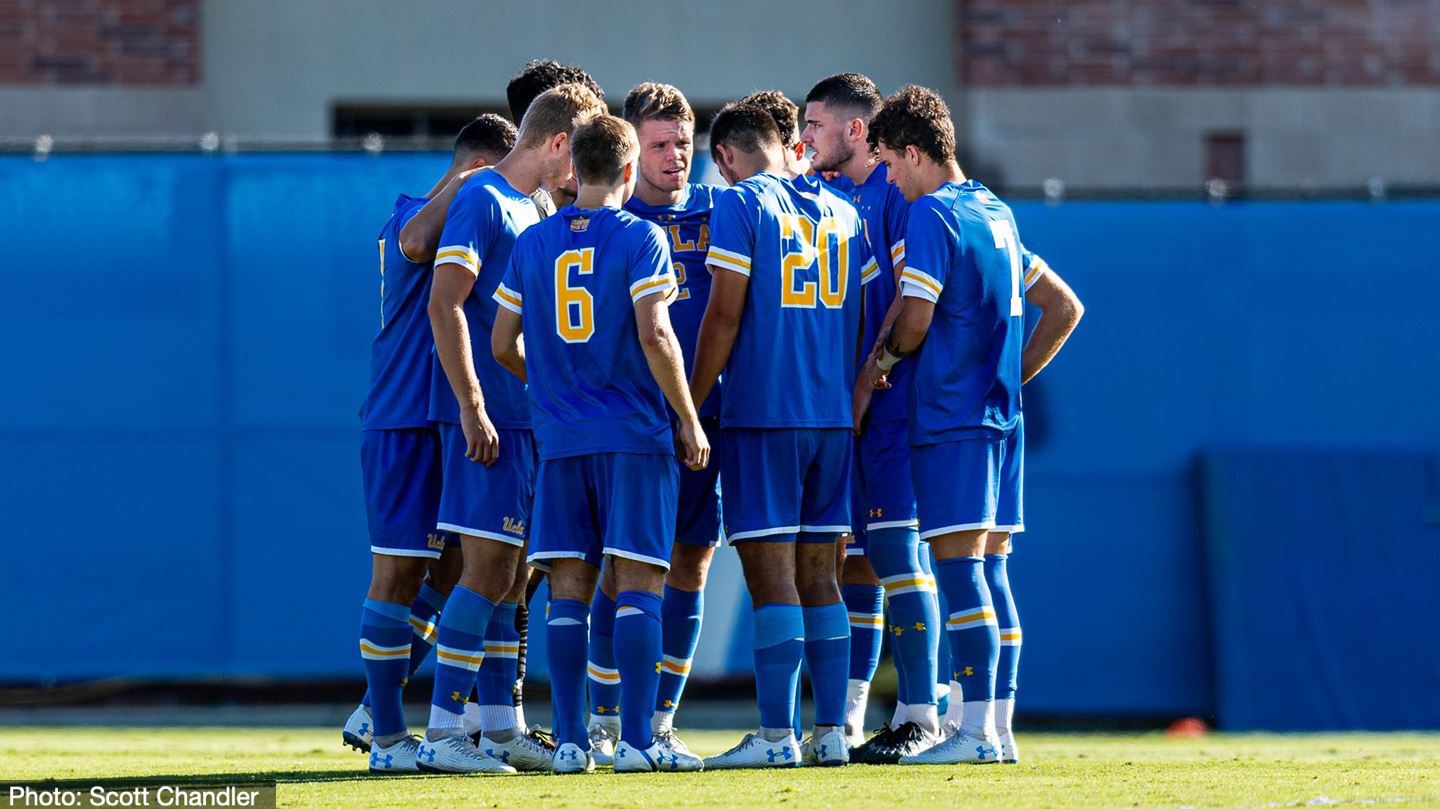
[415,735,517,774]
[998,729,1020,763]
[899,724,1000,765]
[843,720,866,750]
[614,734,704,773]
[367,735,420,774]
[801,727,850,767]
[702,732,801,770]
[342,704,373,753]
[551,742,596,774]
[476,732,555,772]
[587,722,618,767]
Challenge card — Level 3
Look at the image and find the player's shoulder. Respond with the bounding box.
[382,193,427,237]
[685,182,724,210]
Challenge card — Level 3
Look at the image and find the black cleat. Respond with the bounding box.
[848,724,896,764]
[526,726,558,752]
[857,722,933,765]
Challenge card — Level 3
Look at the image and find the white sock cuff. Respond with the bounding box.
[481,704,517,732]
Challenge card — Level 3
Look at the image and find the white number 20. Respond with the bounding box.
[987,219,1024,317]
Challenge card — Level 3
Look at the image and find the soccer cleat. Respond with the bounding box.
[527,725,558,752]
[414,735,517,774]
[848,724,895,765]
[367,735,420,774]
[587,722,618,767]
[843,719,867,750]
[899,724,1000,765]
[477,732,555,772]
[551,742,596,774]
[801,727,850,767]
[856,721,936,764]
[342,704,373,753]
[999,729,1020,763]
[702,732,801,770]
[653,728,698,761]
[614,736,705,773]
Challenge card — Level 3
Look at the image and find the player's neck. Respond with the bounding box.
[633,178,684,208]
[492,149,544,196]
[917,160,967,196]
[841,153,879,186]
[573,185,627,210]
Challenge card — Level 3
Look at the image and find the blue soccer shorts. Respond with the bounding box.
[435,423,536,547]
[719,427,852,543]
[675,415,723,548]
[910,420,1024,540]
[360,427,454,558]
[858,418,920,533]
[528,452,679,570]
[844,446,867,557]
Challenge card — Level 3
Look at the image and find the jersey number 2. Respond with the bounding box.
[555,248,595,343]
[780,214,848,309]
[987,219,1024,317]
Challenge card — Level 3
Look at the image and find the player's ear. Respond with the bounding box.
[550,131,569,157]
[793,142,805,161]
[623,162,633,183]
[905,144,923,166]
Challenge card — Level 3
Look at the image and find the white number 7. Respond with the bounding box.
[988,219,1024,317]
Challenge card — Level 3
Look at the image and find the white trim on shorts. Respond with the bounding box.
[603,547,672,570]
[725,524,801,542]
[525,550,590,573]
[918,521,996,540]
[799,524,850,534]
[370,546,443,559]
[867,518,920,531]
[436,522,525,546]
[992,524,1025,535]
[843,546,866,557]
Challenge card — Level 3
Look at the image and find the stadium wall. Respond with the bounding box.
[1,154,1437,727]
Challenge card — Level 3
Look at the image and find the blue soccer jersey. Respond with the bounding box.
[705,172,878,429]
[360,194,434,430]
[428,171,540,428]
[899,180,1049,445]
[624,183,721,418]
[851,164,912,425]
[494,205,678,461]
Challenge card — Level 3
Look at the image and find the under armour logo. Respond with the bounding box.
[892,626,905,636]
[818,743,828,758]
[962,666,974,677]
[358,722,370,736]
[559,749,578,761]
[370,752,393,768]
[662,699,675,709]
[451,690,468,704]
[766,746,794,763]
[976,744,994,760]
[489,748,510,762]
[659,752,678,765]
[913,621,927,631]
[596,705,609,714]
[617,747,627,758]
[654,661,663,674]
[421,748,436,764]
[869,507,883,518]
[400,677,408,688]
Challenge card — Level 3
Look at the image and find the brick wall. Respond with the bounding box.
[959,0,1440,86]
[0,0,199,85]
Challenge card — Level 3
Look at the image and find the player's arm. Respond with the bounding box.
[429,266,498,464]
[689,268,747,411]
[397,169,482,262]
[636,295,709,471]
[1020,258,1083,383]
[491,307,526,383]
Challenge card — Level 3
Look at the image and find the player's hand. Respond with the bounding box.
[677,418,710,471]
[461,406,500,466]
[453,167,486,186]
[853,375,874,436]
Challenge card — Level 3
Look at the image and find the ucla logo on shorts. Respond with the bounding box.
[502,517,526,536]
[426,532,446,551]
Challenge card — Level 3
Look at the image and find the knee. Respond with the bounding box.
[368,558,427,604]
[796,571,840,605]
[426,549,463,596]
[665,546,713,591]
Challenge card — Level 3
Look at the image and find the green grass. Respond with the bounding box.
[4,727,1438,808]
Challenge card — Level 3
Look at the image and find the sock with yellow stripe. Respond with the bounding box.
[427,585,495,738]
[986,553,1021,735]
[870,527,939,711]
[359,599,412,741]
[548,598,591,747]
[655,585,702,725]
[477,601,520,739]
[586,589,621,728]
[841,583,882,731]
[936,556,998,736]
[361,581,444,712]
[615,591,664,749]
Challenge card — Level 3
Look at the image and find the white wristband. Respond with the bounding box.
[876,345,904,372]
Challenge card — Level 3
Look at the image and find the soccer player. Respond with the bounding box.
[491,114,710,774]
[577,82,722,765]
[738,90,811,177]
[855,85,1083,765]
[692,104,879,769]
[417,83,606,774]
[802,73,943,762]
[506,59,606,212]
[350,114,516,773]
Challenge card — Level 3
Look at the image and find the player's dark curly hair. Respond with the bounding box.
[453,113,517,163]
[804,73,882,121]
[708,103,782,163]
[737,89,801,147]
[867,85,956,164]
[506,60,605,123]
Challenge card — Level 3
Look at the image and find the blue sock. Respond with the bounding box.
[936,557,998,727]
[842,584,883,684]
[429,586,496,722]
[657,585,703,717]
[922,550,950,714]
[359,599,412,738]
[615,591,664,749]
[547,598,590,747]
[802,603,851,728]
[752,604,804,733]
[587,589,620,722]
[870,527,939,708]
[476,601,520,734]
[361,581,445,710]
[986,554,1022,701]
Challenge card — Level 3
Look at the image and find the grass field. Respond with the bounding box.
[4,727,1438,808]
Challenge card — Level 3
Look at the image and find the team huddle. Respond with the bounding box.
[347,60,1084,775]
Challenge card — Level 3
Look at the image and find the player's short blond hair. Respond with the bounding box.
[622,82,695,126]
[517,82,607,149]
[571,115,639,186]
